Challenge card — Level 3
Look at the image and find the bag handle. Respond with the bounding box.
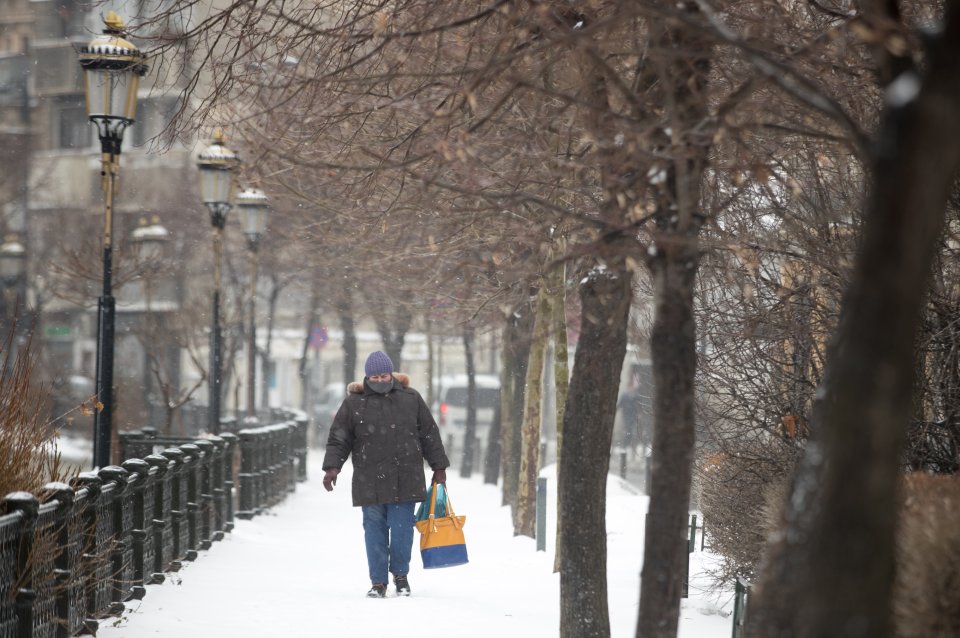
[429,481,457,531]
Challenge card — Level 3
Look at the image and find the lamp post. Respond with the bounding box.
[131,217,170,427]
[78,11,148,468]
[236,188,269,420]
[196,130,239,433]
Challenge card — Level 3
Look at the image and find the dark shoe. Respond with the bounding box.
[366,583,387,598]
[394,574,411,597]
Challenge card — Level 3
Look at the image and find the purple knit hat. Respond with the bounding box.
[364,351,394,377]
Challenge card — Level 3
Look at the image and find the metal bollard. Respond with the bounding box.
[731,577,751,638]
[689,514,698,553]
[536,477,547,552]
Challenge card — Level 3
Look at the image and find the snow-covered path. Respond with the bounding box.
[98,452,733,637]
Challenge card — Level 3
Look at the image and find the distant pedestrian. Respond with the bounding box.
[322,350,449,598]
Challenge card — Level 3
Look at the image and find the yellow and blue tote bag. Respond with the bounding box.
[415,482,468,568]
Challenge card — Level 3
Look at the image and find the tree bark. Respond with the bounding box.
[637,241,700,638]
[501,298,534,511]
[635,6,712,636]
[298,281,320,412]
[516,285,550,537]
[558,267,632,637]
[260,275,282,410]
[337,289,356,384]
[750,5,960,636]
[552,263,569,573]
[460,326,478,478]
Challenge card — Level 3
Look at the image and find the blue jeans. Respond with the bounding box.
[361,502,416,584]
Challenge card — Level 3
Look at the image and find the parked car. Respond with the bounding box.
[433,374,500,430]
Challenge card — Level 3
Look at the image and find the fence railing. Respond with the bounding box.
[0,409,309,638]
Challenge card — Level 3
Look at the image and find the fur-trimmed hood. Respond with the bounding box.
[347,372,410,394]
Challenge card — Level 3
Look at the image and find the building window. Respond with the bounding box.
[57,103,93,149]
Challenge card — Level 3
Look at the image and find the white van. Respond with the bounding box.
[434,374,500,429]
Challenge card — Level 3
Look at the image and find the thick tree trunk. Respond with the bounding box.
[750,7,960,636]
[516,285,550,537]
[634,7,712,636]
[460,327,478,478]
[637,242,700,638]
[501,299,534,511]
[559,267,632,637]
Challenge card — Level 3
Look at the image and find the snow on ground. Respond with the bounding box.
[99,453,733,638]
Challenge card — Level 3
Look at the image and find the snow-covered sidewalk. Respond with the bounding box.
[99,452,733,637]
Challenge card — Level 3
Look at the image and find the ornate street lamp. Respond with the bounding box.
[236,188,269,419]
[78,11,149,468]
[196,130,239,433]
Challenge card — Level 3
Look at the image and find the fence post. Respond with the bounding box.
[143,454,168,583]
[41,482,74,638]
[192,439,215,549]
[120,459,150,601]
[98,465,129,612]
[71,471,102,634]
[295,415,309,482]
[237,430,257,520]
[209,436,226,539]
[179,444,201,558]
[220,433,238,532]
[620,449,628,480]
[3,492,39,638]
[160,448,186,569]
[536,477,547,552]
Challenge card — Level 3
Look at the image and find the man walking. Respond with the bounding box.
[322,350,449,598]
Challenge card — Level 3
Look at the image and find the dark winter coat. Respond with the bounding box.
[322,373,449,507]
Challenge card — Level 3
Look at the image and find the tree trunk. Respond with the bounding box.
[260,275,282,410]
[298,282,320,411]
[337,290,356,384]
[558,267,632,637]
[517,285,550,537]
[637,241,700,638]
[460,326,478,478]
[501,298,534,511]
[749,6,960,636]
[552,263,569,573]
[484,400,502,485]
[634,7,712,636]
[375,307,412,370]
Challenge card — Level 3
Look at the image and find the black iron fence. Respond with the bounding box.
[0,410,309,638]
